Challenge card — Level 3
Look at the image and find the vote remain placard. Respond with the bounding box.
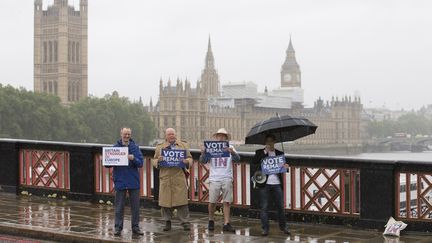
[160,149,186,168]
[261,155,287,175]
[204,141,230,159]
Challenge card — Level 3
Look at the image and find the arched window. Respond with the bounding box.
[75,82,80,101]
[49,81,53,93]
[71,42,75,63]
[43,42,47,63]
[70,82,75,101]
[43,81,47,92]
[68,82,71,101]
[68,41,71,62]
[71,83,75,101]
[49,41,52,63]
[54,41,58,62]
[54,81,58,95]
[76,42,79,63]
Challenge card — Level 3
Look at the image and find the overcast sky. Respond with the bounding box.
[0,0,431,110]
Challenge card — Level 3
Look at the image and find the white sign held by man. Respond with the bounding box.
[102,147,129,166]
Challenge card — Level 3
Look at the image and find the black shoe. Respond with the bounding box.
[222,223,235,233]
[182,222,191,231]
[281,227,290,235]
[261,229,269,236]
[114,229,121,236]
[163,221,171,231]
[132,229,144,235]
[208,220,215,231]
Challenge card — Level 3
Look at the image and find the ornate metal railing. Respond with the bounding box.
[2,138,430,231]
[94,153,153,198]
[284,167,359,215]
[396,172,432,220]
[19,149,70,190]
[188,161,250,206]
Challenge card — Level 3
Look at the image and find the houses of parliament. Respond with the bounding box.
[149,38,363,148]
[31,1,362,148]
[34,0,88,104]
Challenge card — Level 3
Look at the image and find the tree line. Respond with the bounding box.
[367,113,432,138]
[0,84,156,145]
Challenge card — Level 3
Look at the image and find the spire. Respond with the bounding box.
[205,36,215,69]
[208,35,212,52]
[201,36,220,97]
[282,36,298,69]
[287,35,295,53]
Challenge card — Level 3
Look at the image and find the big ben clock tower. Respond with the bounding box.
[281,37,301,88]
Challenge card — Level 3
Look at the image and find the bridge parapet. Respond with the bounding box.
[1,138,431,231]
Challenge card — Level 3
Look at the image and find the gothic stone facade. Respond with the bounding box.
[150,38,362,147]
[34,0,88,104]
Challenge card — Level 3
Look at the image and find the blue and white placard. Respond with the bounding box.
[160,149,186,168]
[261,155,287,175]
[204,140,230,159]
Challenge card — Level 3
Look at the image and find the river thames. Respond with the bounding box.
[345,151,432,162]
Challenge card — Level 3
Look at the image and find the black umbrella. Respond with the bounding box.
[245,114,318,146]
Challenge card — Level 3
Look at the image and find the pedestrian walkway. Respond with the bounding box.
[0,192,431,243]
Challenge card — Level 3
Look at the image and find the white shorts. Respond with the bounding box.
[209,179,233,203]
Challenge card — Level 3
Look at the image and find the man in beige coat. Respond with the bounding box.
[152,128,192,231]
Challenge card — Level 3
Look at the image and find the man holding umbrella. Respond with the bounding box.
[246,114,317,236]
[252,134,290,236]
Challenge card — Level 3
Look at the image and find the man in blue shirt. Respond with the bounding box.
[109,127,144,236]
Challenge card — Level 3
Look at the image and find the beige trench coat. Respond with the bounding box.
[152,140,192,208]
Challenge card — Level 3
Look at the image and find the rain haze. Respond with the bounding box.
[0,0,431,110]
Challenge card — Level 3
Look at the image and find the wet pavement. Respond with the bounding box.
[0,192,431,243]
[0,234,56,243]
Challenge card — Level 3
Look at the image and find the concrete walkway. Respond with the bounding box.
[0,192,431,243]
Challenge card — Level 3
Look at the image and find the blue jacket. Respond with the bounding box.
[110,139,144,190]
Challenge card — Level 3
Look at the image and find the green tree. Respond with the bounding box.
[366,113,432,138]
[0,84,156,145]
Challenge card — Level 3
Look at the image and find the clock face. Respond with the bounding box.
[283,73,292,82]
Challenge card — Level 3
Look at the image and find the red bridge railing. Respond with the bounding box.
[19,149,70,190]
[94,153,153,198]
[396,172,432,220]
[8,138,430,231]
[284,167,360,215]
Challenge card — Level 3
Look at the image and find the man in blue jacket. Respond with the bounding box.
[110,127,144,236]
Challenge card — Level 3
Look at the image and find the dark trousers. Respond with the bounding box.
[259,184,286,231]
[115,189,140,231]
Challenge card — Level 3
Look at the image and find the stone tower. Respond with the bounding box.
[34,0,88,104]
[200,37,220,97]
[281,37,301,88]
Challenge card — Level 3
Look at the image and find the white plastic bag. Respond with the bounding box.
[383,217,407,237]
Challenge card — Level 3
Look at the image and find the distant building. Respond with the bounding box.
[150,38,362,147]
[34,0,88,103]
[419,105,432,119]
[364,108,412,122]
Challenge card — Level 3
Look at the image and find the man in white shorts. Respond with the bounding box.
[199,128,240,232]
